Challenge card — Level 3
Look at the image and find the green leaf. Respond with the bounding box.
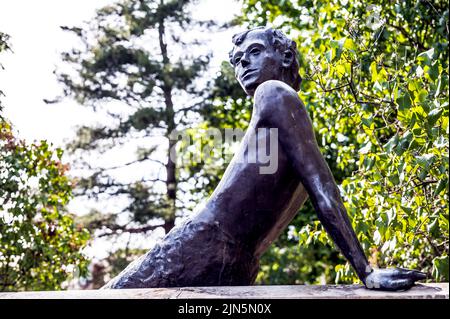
[361,116,373,128]
[417,48,435,65]
[400,206,413,215]
[359,141,372,154]
[325,49,333,63]
[388,174,400,185]
[395,131,413,155]
[432,255,449,281]
[427,62,439,81]
[427,107,443,126]
[417,89,428,103]
[415,154,435,168]
[383,134,399,153]
[370,61,378,82]
[396,92,412,110]
[434,178,447,196]
[427,218,440,237]
[363,156,375,170]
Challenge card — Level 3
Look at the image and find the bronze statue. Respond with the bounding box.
[103,27,426,291]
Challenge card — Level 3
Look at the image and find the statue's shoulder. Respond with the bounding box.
[254,80,301,108]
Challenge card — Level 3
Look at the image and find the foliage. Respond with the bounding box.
[255,201,343,284]
[79,248,147,289]
[239,0,449,283]
[0,32,10,114]
[0,33,90,292]
[175,61,253,199]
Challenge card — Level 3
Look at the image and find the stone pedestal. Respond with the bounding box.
[0,283,447,299]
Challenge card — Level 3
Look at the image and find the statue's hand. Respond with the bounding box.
[364,268,427,291]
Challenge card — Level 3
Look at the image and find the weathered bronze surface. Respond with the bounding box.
[103,27,426,291]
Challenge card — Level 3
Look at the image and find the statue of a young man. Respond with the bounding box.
[103,27,426,291]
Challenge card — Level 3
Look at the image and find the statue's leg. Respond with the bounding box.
[103,219,259,288]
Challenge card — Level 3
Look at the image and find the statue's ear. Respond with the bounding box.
[282,50,294,68]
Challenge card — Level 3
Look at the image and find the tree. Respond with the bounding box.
[55,0,232,286]
[57,0,221,236]
[0,32,10,113]
[225,0,449,284]
[0,32,90,291]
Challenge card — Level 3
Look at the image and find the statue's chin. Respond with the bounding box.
[243,82,260,97]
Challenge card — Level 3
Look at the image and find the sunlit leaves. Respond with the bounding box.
[241,0,449,284]
[0,120,89,292]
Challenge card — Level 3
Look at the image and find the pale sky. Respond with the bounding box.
[0,0,243,259]
[0,0,242,146]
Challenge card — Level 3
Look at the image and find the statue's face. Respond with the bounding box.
[231,30,284,96]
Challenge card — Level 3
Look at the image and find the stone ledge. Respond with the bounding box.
[0,283,447,299]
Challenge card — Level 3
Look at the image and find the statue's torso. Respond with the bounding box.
[106,100,310,288]
[193,118,308,257]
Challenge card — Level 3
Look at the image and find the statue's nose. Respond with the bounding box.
[240,55,250,68]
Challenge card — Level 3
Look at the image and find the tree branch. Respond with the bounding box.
[97,223,164,237]
[101,157,165,172]
[386,23,426,51]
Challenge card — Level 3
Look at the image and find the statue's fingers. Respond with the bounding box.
[397,269,427,281]
[410,270,427,281]
[388,267,406,278]
[394,268,426,280]
[385,279,414,291]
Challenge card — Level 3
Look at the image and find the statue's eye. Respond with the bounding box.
[250,48,261,55]
[234,56,242,65]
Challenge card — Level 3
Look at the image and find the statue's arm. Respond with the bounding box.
[253,80,426,290]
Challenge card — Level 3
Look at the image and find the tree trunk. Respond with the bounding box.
[158,11,177,234]
[164,135,177,234]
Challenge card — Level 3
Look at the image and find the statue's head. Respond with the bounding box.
[229,27,301,96]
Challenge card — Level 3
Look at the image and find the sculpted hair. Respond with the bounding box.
[229,27,302,91]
